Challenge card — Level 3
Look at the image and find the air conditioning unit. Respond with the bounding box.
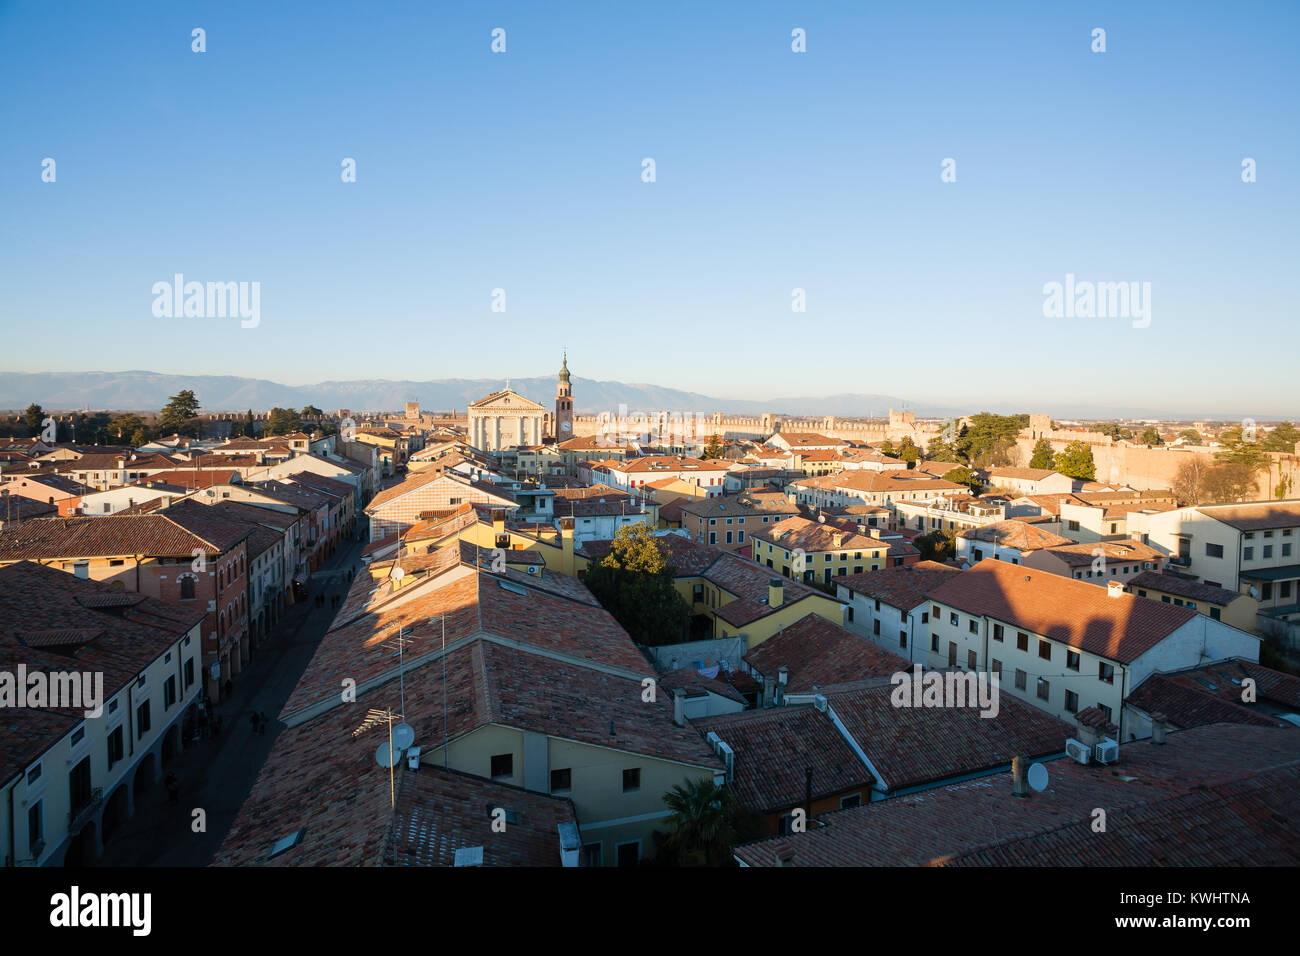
[1094,737,1119,764]
[526,565,539,575]
[1065,738,1092,764]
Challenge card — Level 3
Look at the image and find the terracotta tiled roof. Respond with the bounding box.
[753,516,891,554]
[1198,501,1300,532]
[695,707,874,812]
[658,667,748,705]
[1127,674,1289,731]
[957,520,1073,551]
[614,456,730,474]
[705,552,829,627]
[925,559,1198,663]
[734,723,1300,866]
[820,677,1073,791]
[0,511,245,560]
[0,562,204,783]
[838,563,963,612]
[743,613,909,690]
[677,493,799,520]
[1038,538,1163,567]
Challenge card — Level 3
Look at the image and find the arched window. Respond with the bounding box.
[180,575,196,600]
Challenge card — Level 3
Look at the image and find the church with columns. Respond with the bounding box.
[467,356,574,453]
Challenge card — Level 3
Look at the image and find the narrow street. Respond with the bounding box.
[94,536,367,867]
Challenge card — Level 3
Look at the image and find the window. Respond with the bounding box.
[1263,545,1273,559]
[490,753,513,778]
[947,642,957,666]
[967,650,977,669]
[873,620,880,636]
[1098,703,1113,721]
[1066,650,1080,671]
[136,700,151,738]
[1099,662,1115,684]
[1036,678,1050,701]
[1016,632,1028,652]
[899,631,907,649]
[1038,640,1051,661]
[993,624,1004,642]
[184,658,195,688]
[949,612,958,626]
[1068,520,1080,531]
[107,725,124,768]
[1210,607,1221,620]
[164,676,177,709]
[1014,669,1027,691]
[180,578,195,603]
[921,611,929,623]
[622,768,641,792]
[26,763,42,786]
[28,802,42,852]
[581,843,603,867]
[991,659,1002,677]
[1064,690,1079,713]
[932,605,940,619]
[1244,547,1254,561]
[71,725,85,747]
[1205,543,1223,558]
[840,794,862,809]
[931,634,939,652]
[550,768,571,792]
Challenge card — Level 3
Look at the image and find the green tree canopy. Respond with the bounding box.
[1262,422,1300,452]
[1028,438,1055,469]
[583,525,691,646]
[159,389,202,436]
[1178,429,1202,445]
[653,778,765,866]
[266,407,302,435]
[1139,427,1163,445]
[1053,440,1096,481]
[22,403,45,434]
[702,433,724,460]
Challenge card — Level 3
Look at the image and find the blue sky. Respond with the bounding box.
[1,0,1297,415]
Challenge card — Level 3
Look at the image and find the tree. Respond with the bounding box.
[701,433,724,460]
[111,413,146,443]
[1262,422,1300,453]
[1214,427,1269,483]
[898,437,919,467]
[1178,429,1202,446]
[878,439,896,457]
[243,409,256,438]
[1096,422,1132,441]
[159,390,202,436]
[22,404,45,435]
[925,421,963,463]
[916,529,957,563]
[583,525,691,646]
[1053,441,1096,481]
[1139,427,1163,446]
[653,779,764,866]
[1171,457,1214,505]
[942,466,983,494]
[266,407,302,435]
[301,404,324,421]
[961,413,1029,464]
[1028,438,1055,469]
[1202,463,1260,503]
[82,412,112,445]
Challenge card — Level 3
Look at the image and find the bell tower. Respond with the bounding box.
[554,352,574,439]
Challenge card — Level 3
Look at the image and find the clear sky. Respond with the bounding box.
[1,0,1297,415]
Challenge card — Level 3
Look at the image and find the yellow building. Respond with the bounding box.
[750,515,892,586]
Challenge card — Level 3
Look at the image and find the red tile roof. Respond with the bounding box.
[743,613,909,690]
[931,559,1202,663]
[838,562,962,612]
[734,723,1300,866]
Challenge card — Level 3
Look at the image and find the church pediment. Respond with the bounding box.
[469,388,545,411]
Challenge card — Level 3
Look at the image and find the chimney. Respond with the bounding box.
[869,527,882,539]
[831,531,844,548]
[804,767,814,820]
[1011,756,1030,797]
[763,675,776,708]
[1107,580,1124,598]
[768,578,784,609]
[673,688,686,727]
[1151,713,1167,745]
[856,522,867,535]
[558,517,575,576]
[778,665,788,687]
[491,508,506,534]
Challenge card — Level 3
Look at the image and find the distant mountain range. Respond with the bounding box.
[0,370,957,418]
[0,370,1287,421]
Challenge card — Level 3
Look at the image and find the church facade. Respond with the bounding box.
[467,386,548,452]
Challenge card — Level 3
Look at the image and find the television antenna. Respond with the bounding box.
[357,706,403,808]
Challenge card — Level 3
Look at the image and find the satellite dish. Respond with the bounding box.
[375,742,401,768]
[1249,586,1259,598]
[1027,762,1049,793]
[392,723,415,750]
[390,566,406,582]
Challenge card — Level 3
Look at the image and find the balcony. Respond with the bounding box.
[68,788,104,833]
